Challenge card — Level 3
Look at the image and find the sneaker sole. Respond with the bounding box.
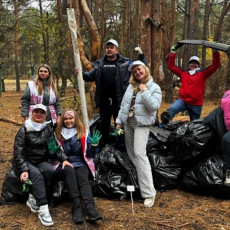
[86,215,103,223]
[26,201,39,213]
[38,215,54,226]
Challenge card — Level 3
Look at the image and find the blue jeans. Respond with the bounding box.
[168,99,202,121]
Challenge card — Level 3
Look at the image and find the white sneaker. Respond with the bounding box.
[26,193,39,213]
[144,196,155,208]
[38,204,54,226]
[224,169,230,186]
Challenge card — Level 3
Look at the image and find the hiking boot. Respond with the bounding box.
[86,204,103,223]
[38,204,54,226]
[73,206,84,224]
[224,169,230,186]
[26,193,39,213]
[144,196,155,208]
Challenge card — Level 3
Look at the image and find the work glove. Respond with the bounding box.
[22,178,32,193]
[47,137,60,154]
[134,47,143,54]
[170,45,177,53]
[88,130,102,146]
[112,128,124,136]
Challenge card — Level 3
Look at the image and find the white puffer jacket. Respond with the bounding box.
[116,78,162,126]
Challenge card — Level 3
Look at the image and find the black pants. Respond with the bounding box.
[27,161,55,206]
[99,98,119,150]
[61,165,94,206]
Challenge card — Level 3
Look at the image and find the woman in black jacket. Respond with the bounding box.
[13,104,71,227]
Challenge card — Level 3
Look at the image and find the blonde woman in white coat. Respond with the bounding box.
[116,60,162,208]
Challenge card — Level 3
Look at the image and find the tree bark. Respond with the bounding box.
[133,0,140,46]
[202,0,211,67]
[80,0,100,62]
[38,0,48,63]
[14,0,20,91]
[161,0,174,103]
[213,0,230,42]
[183,0,199,68]
[151,0,161,83]
[140,0,152,68]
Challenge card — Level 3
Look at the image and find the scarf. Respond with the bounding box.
[61,127,77,140]
[188,68,201,75]
[25,118,51,132]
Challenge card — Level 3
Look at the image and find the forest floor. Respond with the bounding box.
[0,88,230,230]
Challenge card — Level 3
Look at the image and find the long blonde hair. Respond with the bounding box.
[34,64,58,97]
[129,65,152,93]
[55,109,85,139]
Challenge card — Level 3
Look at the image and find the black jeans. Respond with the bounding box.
[61,165,94,206]
[27,161,55,206]
[99,98,119,149]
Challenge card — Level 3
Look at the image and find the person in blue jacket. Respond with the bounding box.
[55,109,102,224]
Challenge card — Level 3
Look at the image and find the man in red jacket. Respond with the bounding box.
[163,48,220,125]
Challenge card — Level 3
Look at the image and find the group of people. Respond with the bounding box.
[15,64,102,226]
[11,38,228,227]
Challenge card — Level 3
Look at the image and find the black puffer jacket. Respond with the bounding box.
[83,53,146,108]
[13,123,68,175]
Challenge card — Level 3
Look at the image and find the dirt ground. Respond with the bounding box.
[0,88,230,230]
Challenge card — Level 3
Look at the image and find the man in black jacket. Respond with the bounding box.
[75,39,145,149]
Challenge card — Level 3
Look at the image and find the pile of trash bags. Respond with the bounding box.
[2,107,230,204]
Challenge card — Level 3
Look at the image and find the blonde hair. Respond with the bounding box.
[129,65,152,92]
[55,109,85,139]
[34,64,58,97]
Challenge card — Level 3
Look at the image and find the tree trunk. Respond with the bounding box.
[14,0,20,91]
[133,0,140,46]
[99,0,105,55]
[213,0,230,90]
[161,0,174,103]
[140,0,151,68]
[57,0,67,97]
[183,0,199,68]
[201,0,211,67]
[80,0,100,62]
[120,0,128,54]
[213,0,230,42]
[151,0,161,83]
[38,0,48,63]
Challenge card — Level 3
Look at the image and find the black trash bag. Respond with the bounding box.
[204,106,226,151]
[181,154,230,199]
[1,167,28,204]
[93,145,139,199]
[148,149,182,190]
[146,133,160,152]
[164,120,186,131]
[167,121,218,164]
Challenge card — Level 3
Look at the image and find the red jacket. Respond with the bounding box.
[168,52,220,105]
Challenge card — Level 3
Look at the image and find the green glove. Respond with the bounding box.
[88,130,102,146]
[112,128,124,136]
[22,178,32,193]
[47,137,60,154]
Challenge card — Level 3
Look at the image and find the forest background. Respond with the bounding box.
[0,0,230,109]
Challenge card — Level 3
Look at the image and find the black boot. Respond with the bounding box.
[86,203,103,223]
[73,206,84,224]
